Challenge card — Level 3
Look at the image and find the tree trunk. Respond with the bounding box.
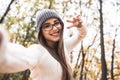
[79,43,85,80]
[22,69,30,80]
[1,74,10,80]
[111,34,115,80]
[99,0,107,80]
[111,26,118,80]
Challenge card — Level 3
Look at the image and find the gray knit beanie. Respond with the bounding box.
[36,9,64,32]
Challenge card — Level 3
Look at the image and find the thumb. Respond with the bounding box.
[0,27,9,48]
[66,24,74,29]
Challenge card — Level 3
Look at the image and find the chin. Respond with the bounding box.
[52,38,60,42]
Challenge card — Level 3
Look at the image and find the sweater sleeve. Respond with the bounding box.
[0,28,31,73]
[0,43,31,73]
[64,26,87,53]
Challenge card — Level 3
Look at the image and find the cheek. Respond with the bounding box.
[42,30,50,39]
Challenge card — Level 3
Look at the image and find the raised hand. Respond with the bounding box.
[66,15,83,29]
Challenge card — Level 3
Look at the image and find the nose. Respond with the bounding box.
[52,26,58,30]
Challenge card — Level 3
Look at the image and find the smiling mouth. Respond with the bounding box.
[50,31,60,36]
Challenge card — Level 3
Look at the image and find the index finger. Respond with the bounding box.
[66,20,74,23]
[76,15,81,19]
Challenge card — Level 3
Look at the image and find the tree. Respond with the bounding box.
[99,0,107,79]
[0,0,14,23]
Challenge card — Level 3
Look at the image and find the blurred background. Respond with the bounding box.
[0,0,120,80]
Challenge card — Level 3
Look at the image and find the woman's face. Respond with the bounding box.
[41,18,62,44]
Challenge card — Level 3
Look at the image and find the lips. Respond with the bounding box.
[50,31,60,36]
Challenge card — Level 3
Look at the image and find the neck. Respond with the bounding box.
[46,40,57,49]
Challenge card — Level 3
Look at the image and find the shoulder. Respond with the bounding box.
[27,44,46,56]
[26,44,46,66]
[28,44,44,51]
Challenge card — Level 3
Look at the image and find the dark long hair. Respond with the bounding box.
[38,21,72,80]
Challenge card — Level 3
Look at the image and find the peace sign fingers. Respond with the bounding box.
[66,15,82,29]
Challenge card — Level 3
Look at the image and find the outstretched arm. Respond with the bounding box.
[0,43,30,73]
[0,28,29,73]
[64,15,87,53]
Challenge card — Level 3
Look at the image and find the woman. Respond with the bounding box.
[0,9,87,80]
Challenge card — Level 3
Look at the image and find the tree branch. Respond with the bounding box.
[0,0,14,23]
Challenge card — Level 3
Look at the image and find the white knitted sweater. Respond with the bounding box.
[0,27,87,80]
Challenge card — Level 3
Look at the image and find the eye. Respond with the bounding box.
[42,24,50,29]
[54,21,60,26]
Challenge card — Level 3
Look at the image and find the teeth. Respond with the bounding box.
[51,33,59,36]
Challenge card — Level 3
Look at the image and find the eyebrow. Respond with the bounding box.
[43,20,59,25]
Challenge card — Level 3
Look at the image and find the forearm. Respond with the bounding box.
[77,26,87,40]
[0,28,29,73]
[0,43,30,73]
[64,26,87,53]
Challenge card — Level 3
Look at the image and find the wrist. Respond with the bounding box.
[77,22,83,28]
